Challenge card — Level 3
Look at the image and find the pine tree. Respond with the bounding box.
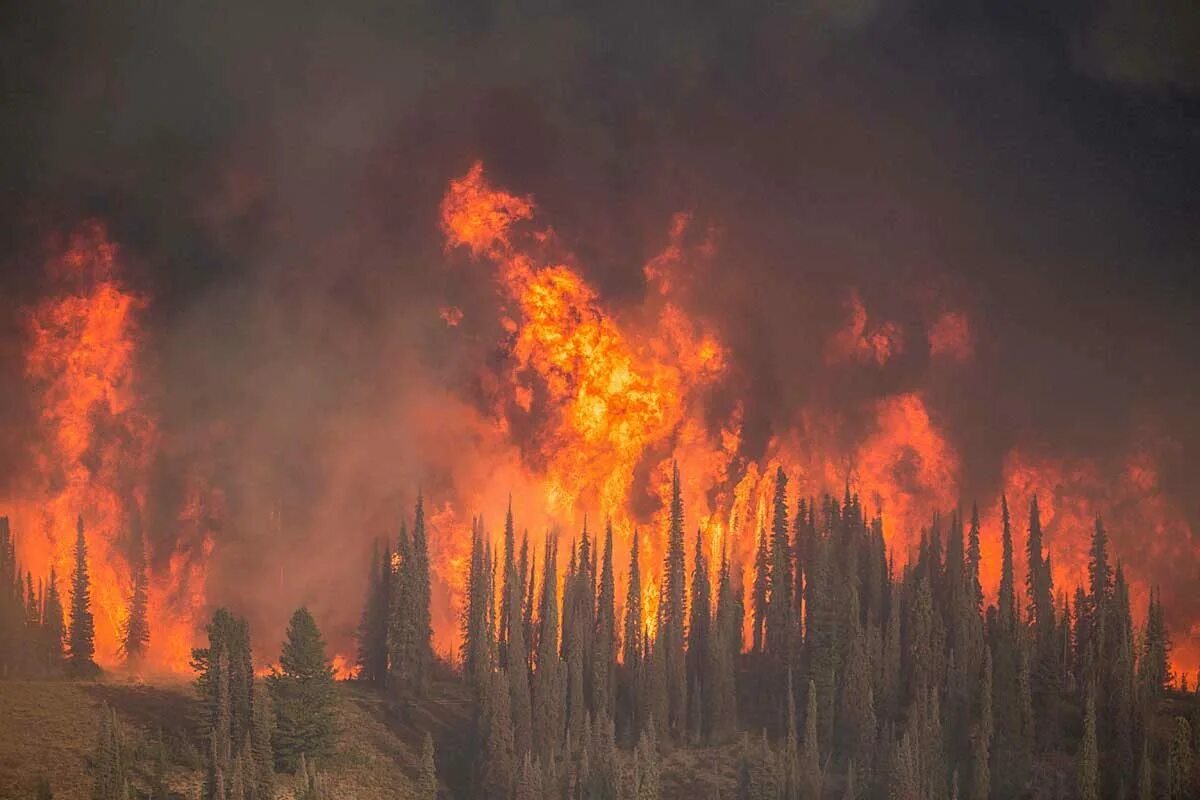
[68,516,97,675]
[505,540,533,759]
[499,499,516,667]
[356,538,389,685]
[463,520,491,693]
[766,468,793,664]
[267,607,337,770]
[800,680,821,800]
[481,668,515,800]
[419,732,438,800]
[752,524,770,656]
[120,522,150,663]
[635,723,660,800]
[594,520,616,720]
[1078,688,1098,800]
[410,493,434,691]
[686,529,711,742]
[533,535,564,760]
[251,683,275,800]
[1166,717,1193,800]
[43,565,65,674]
[997,497,1015,633]
[661,462,688,740]
[967,503,983,613]
[969,648,991,800]
[93,703,130,800]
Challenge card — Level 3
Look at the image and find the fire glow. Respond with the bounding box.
[2,166,1195,679]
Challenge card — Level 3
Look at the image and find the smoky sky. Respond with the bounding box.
[1,0,1198,656]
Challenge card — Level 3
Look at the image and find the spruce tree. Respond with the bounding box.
[661,462,688,740]
[68,516,97,675]
[966,503,983,613]
[120,523,150,663]
[463,520,491,693]
[1078,689,1098,800]
[533,535,563,759]
[499,499,516,666]
[410,493,434,691]
[419,732,438,800]
[355,538,389,685]
[481,668,515,800]
[752,524,770,655]
[686,528,711,742]
[43,565,65,674]
[267,608,337,770]
[1166,717,1192,800]
[622,530,644,740]
[800,680,821,800]
[997,497,1015,633]
[765,468,793,666]
[251,683,275,800]
[594,520,616,720]
[505,543,533,758]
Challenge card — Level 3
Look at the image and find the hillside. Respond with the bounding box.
[0,678,473,800]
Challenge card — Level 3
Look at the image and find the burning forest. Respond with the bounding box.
[0,1,1198,797]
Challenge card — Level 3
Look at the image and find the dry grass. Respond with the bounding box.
[0,678,476,800]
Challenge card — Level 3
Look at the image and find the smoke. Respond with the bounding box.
[0,0,1197,672]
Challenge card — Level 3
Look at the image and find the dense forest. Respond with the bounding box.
[1,467,1198,799]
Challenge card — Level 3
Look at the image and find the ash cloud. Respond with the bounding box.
[0,0,1198,663]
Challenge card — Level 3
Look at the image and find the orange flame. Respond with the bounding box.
[8,223,206,673]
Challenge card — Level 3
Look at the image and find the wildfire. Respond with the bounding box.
[9,222,206,673]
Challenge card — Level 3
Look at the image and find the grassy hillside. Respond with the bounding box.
[0,678,472,800]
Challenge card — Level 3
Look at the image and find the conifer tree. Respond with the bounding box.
[419,732,438,800]
[120,522,149,663]
[251,683,275,800]
[505,543,533,758]
[68,516,97,675]
[686,528,711,741]
[752,524,770,655]
[43,565,65,674]
[800,680,821,800]
[499,499,516,666]
[463,520,491,693]
[481,668,515,800]
[1078,689,1098,800]
[709,540,739,743]
[93,703,130,800]
[356,538,389,685]
[661,462,688,740]
[1166,717,1193,800]
[967,503,983,613]
[594,520,616,720]
[766,468,793,664]
[635,723,660,800]
[267,607,337,770]
[410,493,434,690]
[533,535,564,759]
[997,497,1015,633]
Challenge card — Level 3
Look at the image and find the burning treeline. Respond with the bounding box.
[0,163,1195,680]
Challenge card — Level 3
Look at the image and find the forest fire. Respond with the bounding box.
[0,168,1194,682]
[6,223,208,673]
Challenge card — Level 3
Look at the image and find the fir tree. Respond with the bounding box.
[68,516,97,675]
[1166,717,1193,800]
[997,497,1015,633]
[1078,688,1099,800]
[43,565,65,674]
[463,520,491,693]
[419,732,438,800]
[499,499,516,666]
[752,524,770,656]
[356,538,389,685]
[410,493,434,691]
[765,468,793,664]
[687,528,711,742]
[505,541,533,758]
[966,503,983,613]
[93,703,130,800]
[800,680,821,800]
[661,462,688,740]
[594,520,617,720]
[267,608,337,770]
[120,522,149,663]
[533,535,564,760]
[481,668,515,800]
[251,683,275,800]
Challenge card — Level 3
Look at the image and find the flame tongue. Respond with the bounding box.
[13,222,205,673]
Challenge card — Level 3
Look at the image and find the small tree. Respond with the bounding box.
[68,516,97,676]
[267,608,337,771]
[120,524,150,662]
[419,732,438,800]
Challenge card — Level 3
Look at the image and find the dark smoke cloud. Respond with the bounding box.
[1,0,1198,660]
